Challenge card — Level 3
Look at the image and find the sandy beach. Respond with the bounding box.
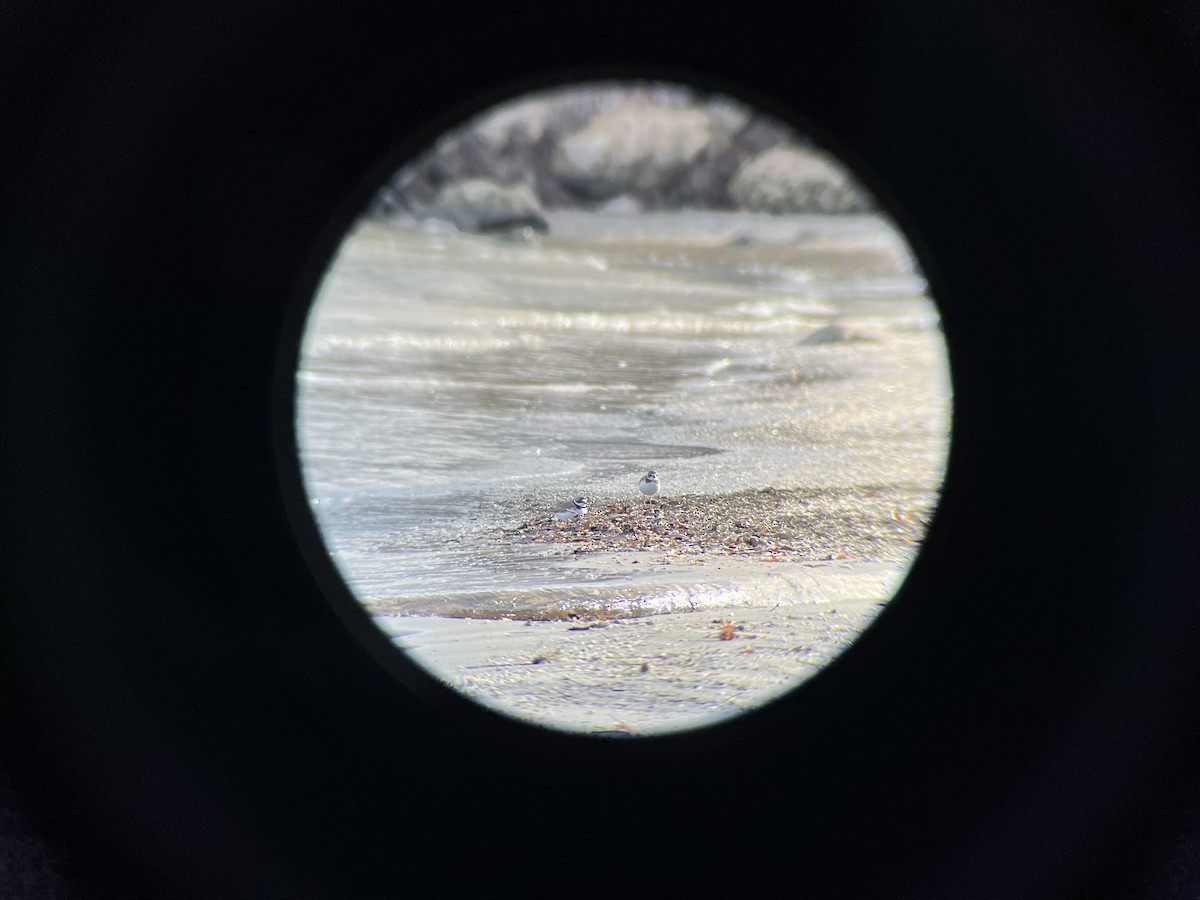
[376,555,897,735]
[301,210,949,735]
[367,486,926,735]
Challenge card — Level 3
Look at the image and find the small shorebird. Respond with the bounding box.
[553,497,588,521]
[638,470,660,506]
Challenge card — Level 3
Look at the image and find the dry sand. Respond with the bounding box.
[375,556,897,735]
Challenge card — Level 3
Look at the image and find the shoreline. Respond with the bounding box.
[376,594,885,735]
[362,482,931,621]
[506,484,930,563]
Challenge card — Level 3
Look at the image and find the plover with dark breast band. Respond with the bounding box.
[553,497,588,521]
[638,470,659,505]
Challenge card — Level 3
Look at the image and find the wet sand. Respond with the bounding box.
[305,211,948,734]
[370,481,931,735]
[361,483,932,620]
[375,554,897,735]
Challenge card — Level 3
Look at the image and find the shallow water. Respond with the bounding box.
[296,210,950,619]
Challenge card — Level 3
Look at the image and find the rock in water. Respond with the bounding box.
[802,322,882,345]
[426,178,549,235]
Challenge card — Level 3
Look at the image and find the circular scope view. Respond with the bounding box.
[296,82,951,736]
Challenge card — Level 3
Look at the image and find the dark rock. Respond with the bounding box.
[366,85,868,217]
[551,105,713,202]
[372,86,637,216]
[424,178,548,235]
[664,109,798,210]
[595,193,643,214]
[802,322,883,345]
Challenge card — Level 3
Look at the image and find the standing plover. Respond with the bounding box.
[553,497,588,521]
[637,470,660,505]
